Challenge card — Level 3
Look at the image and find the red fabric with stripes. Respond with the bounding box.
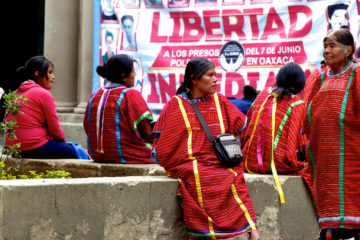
[241,89,310,184]
[153,93,257,239]
[303,66,329,103]
[303,65,360,229]
[84,87,153,163]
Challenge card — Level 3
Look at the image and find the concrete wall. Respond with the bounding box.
[0,158,319,240]
[44,0,93,114]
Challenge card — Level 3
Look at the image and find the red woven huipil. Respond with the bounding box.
[303,63,360,229]
[152,92,257,239]
[241,88,312,203]
[303,65,329,103]
[241,88,309,175]
[84,86,155,163]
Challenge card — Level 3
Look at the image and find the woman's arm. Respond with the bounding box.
[41,90,65,142]
[137,118,153,142]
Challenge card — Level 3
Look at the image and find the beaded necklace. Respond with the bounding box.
[327,61,353,77]
[179,92,210,102]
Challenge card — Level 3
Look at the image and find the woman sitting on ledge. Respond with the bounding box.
[84,54,155,163]
[5,56,89,159]
[152,57,260,239]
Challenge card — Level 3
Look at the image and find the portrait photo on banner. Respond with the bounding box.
[145,0,164,8]
[123,0,141,8]
[168,0,189,8]
[101,28,120,64]
[118,13,139,51]
[101,0,118,23]
[133,57,144,93]
[326,2,350,31]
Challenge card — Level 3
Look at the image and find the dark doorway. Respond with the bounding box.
[2,0,44,92]
[1,0,44,119]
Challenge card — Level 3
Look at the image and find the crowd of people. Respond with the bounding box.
[5,28,360,239]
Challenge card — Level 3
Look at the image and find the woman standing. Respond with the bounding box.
[84,54,155,163]
[5,56,87,159]
[152,57,260,239]
[241,62,310,203]
[304,28,360,239]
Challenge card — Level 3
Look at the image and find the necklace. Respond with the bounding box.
[328,61,353,77]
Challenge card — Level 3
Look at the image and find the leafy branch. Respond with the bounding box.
[0,91,28,159]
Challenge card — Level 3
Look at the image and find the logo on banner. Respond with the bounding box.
[219,41,245,72]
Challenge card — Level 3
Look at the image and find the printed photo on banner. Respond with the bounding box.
[145,0,164,8]
[123,0,140,8]
[194,0,217,7]
[101,0,118,23]
[250,0,272,4]
[168,0,189,8]
[133,58,144,93]
[101,28,120,64]
[326,2,350,31]
[119,14,138,51]
[221,0,244,6]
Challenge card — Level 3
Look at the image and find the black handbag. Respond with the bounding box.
[186,92,243,168]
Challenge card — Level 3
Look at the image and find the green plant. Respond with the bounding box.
[0,161,72,180]
[0,91,28,159]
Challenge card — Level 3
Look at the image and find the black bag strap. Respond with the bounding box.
[186,92,215,143]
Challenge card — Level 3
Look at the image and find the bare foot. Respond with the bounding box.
[249,230,261,240]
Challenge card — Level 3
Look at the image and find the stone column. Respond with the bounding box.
[74,0,93,114]
[44,0,80,112]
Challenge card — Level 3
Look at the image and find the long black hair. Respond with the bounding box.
[15,56,53,86]
[176,57,215,94]
[272,62,305,100]
[96,54,133,84]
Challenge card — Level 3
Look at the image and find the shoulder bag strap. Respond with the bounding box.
[186,92,215,143]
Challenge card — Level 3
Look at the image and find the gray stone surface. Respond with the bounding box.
[3,158,165,178]
[0,160,320,240]
[0,177,186,240]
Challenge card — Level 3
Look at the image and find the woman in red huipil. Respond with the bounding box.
[241,62,311,204]
[152,57,260,240]
[304,28,360,239]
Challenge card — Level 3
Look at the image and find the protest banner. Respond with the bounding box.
[93,0,359,119]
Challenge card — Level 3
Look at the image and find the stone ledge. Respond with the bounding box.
[0,174,319,240]
[0,158,319,239]
[3,157,165,178]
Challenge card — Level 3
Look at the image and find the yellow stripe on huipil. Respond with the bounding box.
[228,168,256,230]
[270,96,285,203]
[244,95,271,174]
[214,95,256,231]
[213,92,225,134]
[175,96,216,239]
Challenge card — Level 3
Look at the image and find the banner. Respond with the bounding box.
[93,0,359,120]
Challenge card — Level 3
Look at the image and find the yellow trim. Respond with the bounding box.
[230,183,256,230]
[193,160,205,210]
[175,96,215,238]
[208,217,216,239]
[270,97,286,204]
[244,95,271,173]
[213,92,225,134]
[175,96,195,160]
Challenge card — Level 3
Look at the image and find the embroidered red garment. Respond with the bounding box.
[241,88,311,196]
[303,65,329,103]
[152,92,257,239]
[304,63,360,229]
[84,86,155,163]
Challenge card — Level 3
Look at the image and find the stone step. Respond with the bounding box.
[0,157,319,240]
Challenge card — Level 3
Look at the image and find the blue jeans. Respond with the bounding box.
[21,140,77,159]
